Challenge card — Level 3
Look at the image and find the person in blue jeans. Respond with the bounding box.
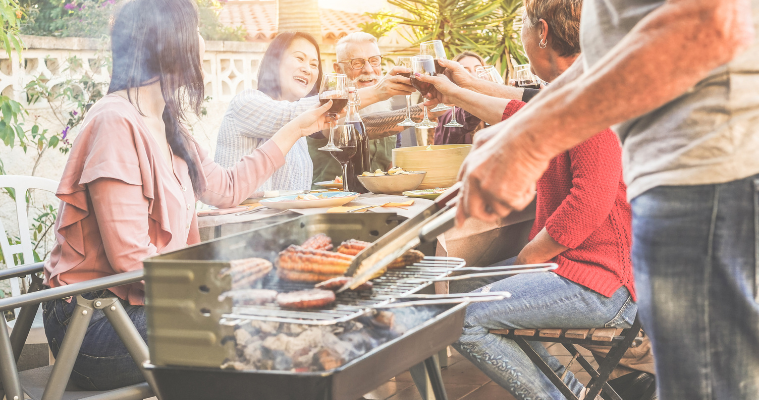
[451,0,759,398]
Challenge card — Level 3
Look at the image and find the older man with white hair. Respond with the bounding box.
[308,32,426,185]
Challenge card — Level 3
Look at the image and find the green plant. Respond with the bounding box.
[20,0,115,38]
[1,0,23,57]
[374,0,527,78]
[19,0,68,37]
[358,11,398,39]
[197,0,247,41]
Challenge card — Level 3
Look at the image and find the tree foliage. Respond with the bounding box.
[19,0,247,41]
[374,0,526,78]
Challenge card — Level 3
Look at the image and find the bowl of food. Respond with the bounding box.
[357,167,426,195]
[392,144,471,190]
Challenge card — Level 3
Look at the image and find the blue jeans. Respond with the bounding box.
[452,271,637,400]
[631,175,759,399]
[42,290,147,390]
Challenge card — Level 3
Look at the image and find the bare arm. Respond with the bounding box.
[363,105,424,139]
[514,228,569,265]
[416,74,515,125]
[506,0,754,162]
[456,0,756,224]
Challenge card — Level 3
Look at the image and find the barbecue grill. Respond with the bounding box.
[143,213,552,400]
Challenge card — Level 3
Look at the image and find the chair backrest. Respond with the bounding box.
[0,175,60,297]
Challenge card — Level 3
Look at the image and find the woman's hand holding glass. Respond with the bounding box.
[292,100,337,137]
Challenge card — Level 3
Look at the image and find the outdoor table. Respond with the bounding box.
[197,193,436,241]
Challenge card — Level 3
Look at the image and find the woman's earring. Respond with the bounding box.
[539,38,547,49]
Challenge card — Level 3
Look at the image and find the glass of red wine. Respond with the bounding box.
[318,73,349,152]
[396,56,416,127]
[420,40,451,113]
[514,64,541,89]
[329,124,358,192]
[410,55,438,128]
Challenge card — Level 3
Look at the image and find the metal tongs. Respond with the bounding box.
[338,183,462,292]
[368,292,512,309]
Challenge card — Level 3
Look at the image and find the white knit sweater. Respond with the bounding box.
[214,89,320,192]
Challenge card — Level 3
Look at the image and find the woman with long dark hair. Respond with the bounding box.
[214,32,414,191]
[42,0,332,390]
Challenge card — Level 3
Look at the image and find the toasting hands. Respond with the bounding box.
[292,100,338,137]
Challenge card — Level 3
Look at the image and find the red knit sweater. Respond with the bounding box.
[503,101,636,300]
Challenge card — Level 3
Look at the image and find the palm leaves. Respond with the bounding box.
[373,0,526,79]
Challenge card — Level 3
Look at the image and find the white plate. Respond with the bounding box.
[314,181,344,189]
[259,191,359,210]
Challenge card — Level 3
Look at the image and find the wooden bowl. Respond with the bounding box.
[357,172,426,195]
[392,145,472,190]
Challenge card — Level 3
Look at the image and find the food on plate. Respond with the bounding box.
[276,289,336,309]
[278,245,353,275]
[219,289,279,306]
[300,233,334,251]
[387,249,425,269]
[361,167,414,177]
[222,257,273,289]
[336,239,370,256]
[333,176,343,184]
[296,193,326,200]
[315,276,373,291]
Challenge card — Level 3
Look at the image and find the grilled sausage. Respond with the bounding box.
[315,276,373,291]
[277,269,342,283]
[278,245,353,275]
[336,239,370,256]
[387,250,425,269]
[276,289,336,309]
[301,234,334,251]
[219,289,278,306]
[222,258,273,289]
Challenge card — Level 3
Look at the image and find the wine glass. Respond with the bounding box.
[396,56,416,127]
[514,64,540,89]
[410,55,438,128]
[474,65,493,81]
[485,66,505,85]
[318,73,349,152]
[420,40,451,113]
[329,124,358,192]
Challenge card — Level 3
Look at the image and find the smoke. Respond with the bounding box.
[224,305,448,372]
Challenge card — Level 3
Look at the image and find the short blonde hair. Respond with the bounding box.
[335,32,379,61]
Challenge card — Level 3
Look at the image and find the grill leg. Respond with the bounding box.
[410,355,448,400]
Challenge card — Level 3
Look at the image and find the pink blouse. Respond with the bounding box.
[43,94,285,305]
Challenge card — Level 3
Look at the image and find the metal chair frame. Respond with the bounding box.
[0,263,156,400]
[491,315,646,400]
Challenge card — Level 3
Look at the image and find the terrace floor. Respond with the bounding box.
[362,343,599,400]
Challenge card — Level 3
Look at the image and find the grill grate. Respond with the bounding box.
[220,257,465,325]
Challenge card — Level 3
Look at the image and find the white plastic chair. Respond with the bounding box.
[0,175,59,299]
